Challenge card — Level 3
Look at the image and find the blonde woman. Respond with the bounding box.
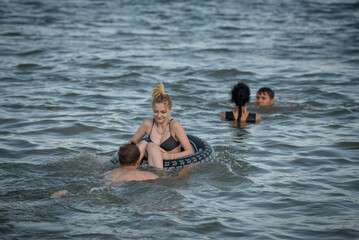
[129,83,194,169]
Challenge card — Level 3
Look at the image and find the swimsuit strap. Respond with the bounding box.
[169,118,173,133]
[148,118,155,137]
[149,118,173,136]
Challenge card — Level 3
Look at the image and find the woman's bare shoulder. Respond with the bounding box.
[170,119,183,128]
[141,118,154,128]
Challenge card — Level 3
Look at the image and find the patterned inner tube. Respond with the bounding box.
[111,135,215,169]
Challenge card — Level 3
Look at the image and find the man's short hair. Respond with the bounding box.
[257,87,275,99]
[118,143,140,166]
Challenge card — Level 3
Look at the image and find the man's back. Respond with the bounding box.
[105,168,158,185]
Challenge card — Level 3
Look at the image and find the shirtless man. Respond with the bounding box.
[104,143,158,185]
[51,143,158,198]
[256,87,275,106]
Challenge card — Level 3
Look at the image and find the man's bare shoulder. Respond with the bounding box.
[140,171,159,180]
[127,170,158,181]
[105,168,158,182]
[104,168,125,180]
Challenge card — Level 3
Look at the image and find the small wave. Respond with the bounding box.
[89,185,109,193]
[1,32,22,37]
[43,123,101,136]
[16,63,40,69]
[44,152,106,177]
[195,47,233,53]
[345,59,359,65]
[336,141,359,151]
[17,49,44,56]
[326,108,353,117]
[294,72,342,79]
[16,63,53,70]
[192,68,254,78]
[219,25,241,31]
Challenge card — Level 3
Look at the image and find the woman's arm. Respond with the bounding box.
[166,120,194,159]
[130,119,151,144]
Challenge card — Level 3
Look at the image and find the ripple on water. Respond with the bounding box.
[16,63,52,70]
[16,49,45,56]
[1,0,359,239]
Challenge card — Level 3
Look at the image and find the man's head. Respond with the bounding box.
[118,143,141,166]
[256,87,274,106]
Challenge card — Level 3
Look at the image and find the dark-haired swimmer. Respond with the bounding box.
[51,143,158,198]
[104,143,158,185]
[129,83,194,169]
[256,87,274,106]
[221,82,261,123]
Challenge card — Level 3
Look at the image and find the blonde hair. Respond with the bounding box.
[151,83,173,109]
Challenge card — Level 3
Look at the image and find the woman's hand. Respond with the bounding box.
[160,148,170,160]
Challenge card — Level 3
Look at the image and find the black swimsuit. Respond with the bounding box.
[146,119,180,151]
[225,111,256,123]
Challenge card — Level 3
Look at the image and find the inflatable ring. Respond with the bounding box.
[111,135,215,169]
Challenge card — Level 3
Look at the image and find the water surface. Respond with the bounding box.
[1,0,359,239]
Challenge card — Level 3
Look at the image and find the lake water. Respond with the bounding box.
[1,0,359,239]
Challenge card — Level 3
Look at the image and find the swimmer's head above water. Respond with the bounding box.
[231,82,250,108]
[256,87,274,106]
[151,83,173,124]
[118,143,141,166]
[151,83,173,110]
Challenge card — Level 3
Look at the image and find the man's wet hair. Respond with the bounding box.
[257,87,274,99]
[118,143,140,166]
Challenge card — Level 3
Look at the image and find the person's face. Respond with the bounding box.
[256,92,274,106]
[153,102,171,123]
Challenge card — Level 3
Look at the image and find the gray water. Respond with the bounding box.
[1,0,359,239]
